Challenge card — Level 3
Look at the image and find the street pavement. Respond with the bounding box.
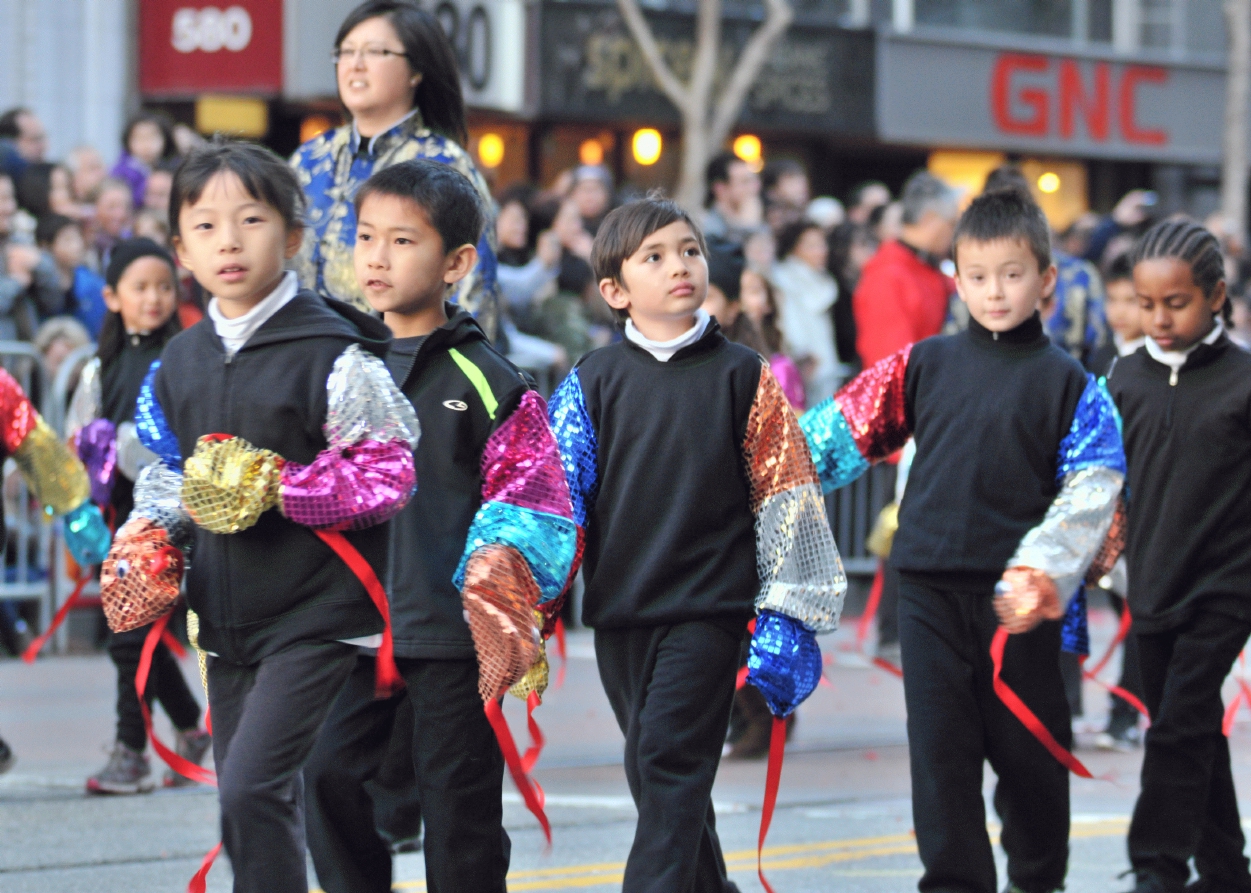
[3,605,1251,892]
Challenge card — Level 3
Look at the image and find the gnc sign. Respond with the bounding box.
[140,0,283,96]
[991,53,1168,147]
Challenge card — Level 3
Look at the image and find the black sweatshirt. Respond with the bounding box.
[565,324,761,628]
[1107,333,1251,632]
[100,331,168,521]
[153,291,391,664]
[384,306,530,659]
[893,314,1089,584]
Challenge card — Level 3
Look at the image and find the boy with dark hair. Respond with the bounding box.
[303,159,577,893]
[548,197,846,892]
[802,188,1126,893]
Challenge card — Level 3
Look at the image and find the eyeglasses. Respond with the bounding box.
[333,45,409,65]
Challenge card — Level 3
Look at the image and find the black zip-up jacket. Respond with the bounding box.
[153,291,392,664]
[385,306,530,659]
[1107,333,1251,632]
[100,332,168,522]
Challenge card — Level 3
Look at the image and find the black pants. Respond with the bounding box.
[595,618,745,893]
[208,640,357,893]
[1128,610,1251,892]
[899,577,1070,893]
[305,654,509,893]
[109,626,201,751]
[367,694,423,846]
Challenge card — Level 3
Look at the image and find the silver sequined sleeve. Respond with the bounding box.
[1007,465,1123,599]
[116,421,159,482]
[130,462,196,559]
[65,357,101,439]
[324,344,420,450]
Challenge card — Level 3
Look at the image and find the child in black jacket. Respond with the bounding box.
[802,190,1125,893]
[68,238,208,795]
[100,140,419,893]
[548,198,846,892]
[304,160,576,893]
[1108,220,1251,893]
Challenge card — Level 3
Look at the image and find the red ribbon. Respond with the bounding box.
[553,617,567,689]
[521,690,545,773]
[990,628,1094,779]
[484,698,551,845]
[137,616,216,787]
[735,665,750,691]
[1224,677,1251,736]
[857,562,885,650]
[1086,603,1133,678]
[314,530,401,698]
[22,573,90,663]
[756,716,787,893]
[161,628,187,659]
[186,842,222,893]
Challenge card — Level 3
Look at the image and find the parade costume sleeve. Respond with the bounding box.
[67,357,159,508]
[0,368,109,566]
[181,345,419,534]
[800,345,914,493]
[743,364,847,717]
[453,383,578,702]
[1000,374,1125,643]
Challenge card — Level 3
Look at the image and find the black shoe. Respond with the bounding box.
[389,835,422,855]
[0,737,13,774]
[1185,876,1251,893]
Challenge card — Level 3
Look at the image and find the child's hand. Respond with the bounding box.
[994,567,1062,634]
[100,518,184,632]
[182,435,283,533]
[461,544,541,702]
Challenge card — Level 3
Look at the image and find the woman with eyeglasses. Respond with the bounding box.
[291,0,500,339]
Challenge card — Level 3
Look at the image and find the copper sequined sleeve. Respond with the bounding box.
[743,364,847,634]
[800,345,914,493]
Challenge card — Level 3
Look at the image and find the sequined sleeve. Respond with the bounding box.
[743,364,846,633]
[800,345,913,493]
[0,367,89,515]
[129,363,193,562]
[135,361,183,470]
[278,344,419,530]
[453,390,578,606]
[1007,374,1125,600]
[65,357,101,440]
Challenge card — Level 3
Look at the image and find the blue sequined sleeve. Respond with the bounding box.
[134,361,182,470]
[128,360,194,556]
[547,370,599,529]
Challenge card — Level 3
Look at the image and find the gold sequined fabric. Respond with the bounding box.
[867,502,899,558]
[100,518,184,632]
[509,625,550,701]
[462,544,541,702]
[1008,466,1123,600]
[13,418,90,515]
[743,366,847,633]
[995,566,1063,634]
[186,609,208,696]
[182,436,284,534]
[1085,496,1126,585]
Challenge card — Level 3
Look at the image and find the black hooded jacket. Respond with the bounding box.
[384,305,531,659]
[153,290,393,664]
[1107,332,1251,632]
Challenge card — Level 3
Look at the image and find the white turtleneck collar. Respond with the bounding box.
[624,310,711,362]
[1144,319,1223,384]
[1115,333,1146,357]
[208,271,299,357]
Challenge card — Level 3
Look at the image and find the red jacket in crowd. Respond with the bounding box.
[853,240,954,367]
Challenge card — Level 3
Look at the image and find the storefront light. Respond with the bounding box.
[579,139,605,166]
[300,114,335,144]
[477,133,505,169]
[733,134,763,172]
[1037,172,1061,194]
[632,129,662,166]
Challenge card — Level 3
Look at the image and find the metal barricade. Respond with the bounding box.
[826,462,896,578]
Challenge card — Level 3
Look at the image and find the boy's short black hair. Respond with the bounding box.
[169,136,305,237]
[591,196,707,322]
[354,159,485,254]
[1103,251,1133,284]
[707,247,744,303]
[953,189,1052,271]
[35,213,76,247]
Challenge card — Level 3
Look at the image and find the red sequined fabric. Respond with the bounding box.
[100,518,185,633]
[1085,496,1127,585]
[742,366,821,513]
[0,368,37,456]
[833,345,912,462]
[462,544,542,702]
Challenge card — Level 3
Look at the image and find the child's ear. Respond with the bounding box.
[171,235,192,272]
[1040,263,1059,300]
[102,285,121,314]
[1210,279,1228,317]
[284,226,305,260]
[442,243,479,285]
[599,277,630,312]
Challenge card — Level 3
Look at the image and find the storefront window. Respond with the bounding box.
[914,0,1072,38]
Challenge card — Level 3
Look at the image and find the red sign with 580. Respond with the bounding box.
[139,1,283,96]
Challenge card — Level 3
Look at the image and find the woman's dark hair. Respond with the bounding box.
[15,162,67,218]
[744,268,785,355]
[121,111,177,161]
[1131,218,1231,324]
[97,237,182,367]
[775,218,823,260]
[35,212,76,247]
[336,1,468,145]
[168,137,305,236]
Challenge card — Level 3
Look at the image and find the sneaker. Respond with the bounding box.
[86,741,155,795]
[390,835,423,855]
[1095,725,1142,752]
[0,737,14,774]
[164,729,212,788]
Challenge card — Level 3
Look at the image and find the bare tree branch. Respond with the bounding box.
[688,0,723,127]
[616,0,690,112]
[1222,0,1250,238]
[708,0,793,147]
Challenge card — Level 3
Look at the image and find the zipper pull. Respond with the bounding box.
[1169,368,1178,386]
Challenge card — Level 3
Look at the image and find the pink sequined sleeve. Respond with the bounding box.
[279,345,420,530]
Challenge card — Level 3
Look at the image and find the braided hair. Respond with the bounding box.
[1130,219,1231,324]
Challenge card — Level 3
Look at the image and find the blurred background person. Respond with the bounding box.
[846,180,890,226]
[89,177,133,273]
[0,171,61,341]
[0,107,48,181]
[569,165,614,235]
[772,218,839,405]
[109,111,178,209]
[36,213,107,338]
[740,266,804,410]
[763,159,810,233]
[702,151,762,248]
[827,221,879,370]
[67,145,108,209]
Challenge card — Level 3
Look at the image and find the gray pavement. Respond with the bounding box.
[2,608,1250,892]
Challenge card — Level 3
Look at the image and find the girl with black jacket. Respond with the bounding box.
[69,238,207,795]
[1108,220,1251,893]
